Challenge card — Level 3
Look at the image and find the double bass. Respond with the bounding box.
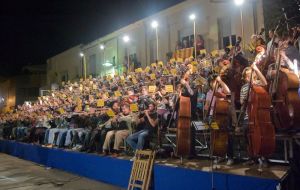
[269,48,300,129]
[205,79,229,157]
[176,73,192,157]
[246,64,276,157]
[248,85,276,157]
[213,97,230,157]
[176,95,191,156]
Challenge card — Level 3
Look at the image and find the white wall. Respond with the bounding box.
[47,45,82,86]
[48,0,264,78]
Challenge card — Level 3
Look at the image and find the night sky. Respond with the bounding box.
[0,0,184,76]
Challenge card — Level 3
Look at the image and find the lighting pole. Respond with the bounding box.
[100,44,105,77]
[235,0,245,50]
[80,52,86,80]
[189,14,196,58]
[123,35,130,74]
[151,21,159,61]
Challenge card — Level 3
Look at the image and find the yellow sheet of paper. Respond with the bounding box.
[151,63,157,67]
[114,91,122,97]
[148,85,156,93]
[204,122,219,130]
[192,65,197,73]
[200,49,207,55]
[150,74,156,80]
[170,58,175,63]
[120,76,125,80]
[132,78,138,84]
[135,68,142,73]
[75,106,82,112]
[165,85,174,93]
[105,92,109,98]
[79,86,83,91]
[176,58,183,62]
[191,61,198,65]
[211,50,219,57]
[227,45,233,49]
[144,66,150,73]
[97,99,104,107]
[58,108,65,114]
[130,103,139,112]
[158,61,163,66]
[106,109,115,117]
[163,70,169,75]
[171,69,177,76]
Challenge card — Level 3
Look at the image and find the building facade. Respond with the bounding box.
[46,45,82,86]
[47,0,264,84]
[0,65,46,112]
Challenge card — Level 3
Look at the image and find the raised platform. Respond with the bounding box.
[0,140,288,190]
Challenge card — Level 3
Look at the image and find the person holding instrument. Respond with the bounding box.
[239,64,267,130]
[126,102,158,160]
[238,63,268,166]
[204,74,231,164]
[204,75,230,122]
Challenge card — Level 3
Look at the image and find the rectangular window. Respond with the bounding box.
[60,71,68,82]
[89,54,97,76]
[218,17,237,49]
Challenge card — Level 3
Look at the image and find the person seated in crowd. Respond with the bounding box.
[196,35,205,52]
[28,115,51,144]
[69,114,95,151]
[102,102,133,156]
[126,102,158,159]
[44,115,69,147]
[63,115,81,148]
[81,102,119,153]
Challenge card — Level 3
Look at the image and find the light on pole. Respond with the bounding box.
[234,0,245,50]
[189,14,196,58]
[100,44,105,50]
[151,20,159,62]
[123,35,130,74]
[100,45,105,77]
[80,52,86,80]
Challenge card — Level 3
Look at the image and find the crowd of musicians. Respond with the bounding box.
[1,26,300,164]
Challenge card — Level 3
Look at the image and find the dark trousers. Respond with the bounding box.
[82,129,101,152]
